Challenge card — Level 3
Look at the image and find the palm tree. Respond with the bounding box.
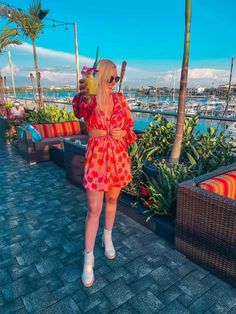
[0,0,49,106]
[169,0,192,164]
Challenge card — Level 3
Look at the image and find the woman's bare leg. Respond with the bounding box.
[85,190,104,253]
[104,187,121,230]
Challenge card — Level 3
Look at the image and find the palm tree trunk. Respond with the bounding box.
[169,0,192,164]
[32,39,43,107]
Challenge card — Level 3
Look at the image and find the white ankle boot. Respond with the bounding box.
[81,250,95,287]
[102,228,116,259]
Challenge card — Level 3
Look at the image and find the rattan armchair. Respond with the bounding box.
[175,163,236,286]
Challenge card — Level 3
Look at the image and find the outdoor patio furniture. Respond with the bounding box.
[50,143,65,168]
[64,138,87,188]
[16,121,88,164]
[175,162,236,286]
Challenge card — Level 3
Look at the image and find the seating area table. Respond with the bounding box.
[50,142,65,168]
[63,138,87,188]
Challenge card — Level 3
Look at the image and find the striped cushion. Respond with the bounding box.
[68,121,81,135]
[61,121,81,136]
[198,170,236,200]
[42,124,54,138]
[32,121,81,138]
[61,122,73,136]
[33,124,45,138]
[51,123,63,137]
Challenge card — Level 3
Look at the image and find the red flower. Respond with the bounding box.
[140,186,149,197]
[144,198,154,208]
[147,199,154,207]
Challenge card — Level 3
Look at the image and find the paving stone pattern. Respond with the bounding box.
[0,141,236,313]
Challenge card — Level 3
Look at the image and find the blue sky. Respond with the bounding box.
[0,0,235,87]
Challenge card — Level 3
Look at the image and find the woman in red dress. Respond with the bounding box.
[72,59,137,287]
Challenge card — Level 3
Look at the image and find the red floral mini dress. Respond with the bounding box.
[72,92,137,191]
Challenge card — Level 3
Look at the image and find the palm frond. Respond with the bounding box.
[29,0,42,17]
[0,27,22,53]
[0,1,49,40]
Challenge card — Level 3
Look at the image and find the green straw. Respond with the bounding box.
[93,46,99,69]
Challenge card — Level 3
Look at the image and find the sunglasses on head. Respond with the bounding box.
[108,76,120,83]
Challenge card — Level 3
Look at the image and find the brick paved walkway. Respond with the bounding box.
[0,141,236,313]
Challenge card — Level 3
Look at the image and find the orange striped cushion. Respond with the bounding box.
[32,121,81,138]
[42,124,54,138]
[61,122,73,136]
[51,123,63,137]
[198,170,236,200]
[33,124,45,138]
[66,121,81,135]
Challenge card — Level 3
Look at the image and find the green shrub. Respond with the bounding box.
[27,105,76,124]
[123,139,146,197]
[139,160,193,220]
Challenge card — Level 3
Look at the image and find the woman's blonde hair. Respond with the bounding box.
[96,59,116,111]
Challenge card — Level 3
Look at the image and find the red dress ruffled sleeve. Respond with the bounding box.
[72,94,95,123]
[120,93,137,146]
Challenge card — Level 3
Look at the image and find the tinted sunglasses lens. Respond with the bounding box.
[109,76,114,83]
[115,76,120,83]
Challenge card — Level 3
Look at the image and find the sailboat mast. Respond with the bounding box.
[222,56,234,117]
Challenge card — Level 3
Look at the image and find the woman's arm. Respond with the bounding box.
[72,93,94,122]
[120,93,137,146]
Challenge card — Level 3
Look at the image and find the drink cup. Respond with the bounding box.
[85,73,98,96]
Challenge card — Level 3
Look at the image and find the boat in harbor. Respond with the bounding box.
[225,121,236,139]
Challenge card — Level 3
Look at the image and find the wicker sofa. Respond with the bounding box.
[175,163,236,286]
[16,120,88,164]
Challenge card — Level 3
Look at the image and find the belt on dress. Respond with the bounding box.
[88,129,108,138]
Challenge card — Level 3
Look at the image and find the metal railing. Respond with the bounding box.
[14,96,236,124]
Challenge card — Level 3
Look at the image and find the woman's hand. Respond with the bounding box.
[109,128,127,139]
[79,79,91,103]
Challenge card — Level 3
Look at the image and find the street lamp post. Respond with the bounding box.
[73,22,80,92]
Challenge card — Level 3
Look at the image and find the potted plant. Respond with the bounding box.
[119,115,236,243]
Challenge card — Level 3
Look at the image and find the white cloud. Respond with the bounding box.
[39,70,75,83]
[5,43,234,87]
[144,67,232,88]
[1,63,20,75]
[16,42,94,65]
[188,68,228,80]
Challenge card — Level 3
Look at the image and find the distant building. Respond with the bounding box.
[218,84,236,91]
[64,85,76,89]
[197,87,205,94]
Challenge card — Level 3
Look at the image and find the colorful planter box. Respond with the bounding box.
[118,194,175,243]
